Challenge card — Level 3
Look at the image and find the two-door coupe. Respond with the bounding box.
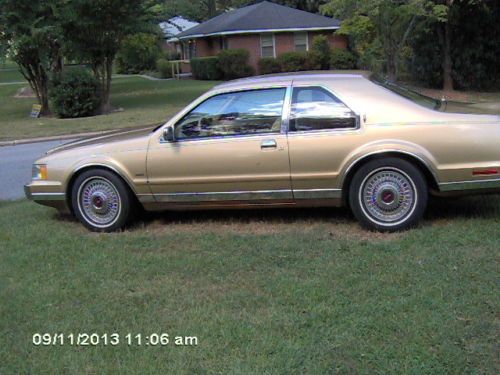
[25,73,500,232]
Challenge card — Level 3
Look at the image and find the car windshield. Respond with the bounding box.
[371,75,442,111]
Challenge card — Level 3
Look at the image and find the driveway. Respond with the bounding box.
[0,139,76,200]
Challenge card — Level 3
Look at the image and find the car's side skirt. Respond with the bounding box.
[137,188,342,208]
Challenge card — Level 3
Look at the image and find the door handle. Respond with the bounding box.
[261,139,277,149]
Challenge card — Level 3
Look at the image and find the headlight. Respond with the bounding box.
[32,164,47,180]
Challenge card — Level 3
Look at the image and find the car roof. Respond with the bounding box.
[209,71,469,124]
[212,71,370,91]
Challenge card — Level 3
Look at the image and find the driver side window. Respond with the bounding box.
[175,88,286,140]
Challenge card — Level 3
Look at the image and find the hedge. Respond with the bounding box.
[276,51,319,72]
[190,57,222,80]
[218,49,254,79]
[330,48,357,70]
[258,57,281,75]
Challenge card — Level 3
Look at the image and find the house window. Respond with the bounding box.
[182,41,196,60]
[219,37,228,50]
[260,34,275,58]
[294,32,308,52]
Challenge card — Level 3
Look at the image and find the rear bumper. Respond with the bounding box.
[24,182,70,213]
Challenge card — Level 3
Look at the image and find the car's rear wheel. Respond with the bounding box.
[348,158,428,232]
[71,169,133,232]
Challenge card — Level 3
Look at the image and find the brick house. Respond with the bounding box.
[168,1,346,74]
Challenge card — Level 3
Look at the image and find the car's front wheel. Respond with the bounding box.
[71,169,133,232]
[348,158,428,232]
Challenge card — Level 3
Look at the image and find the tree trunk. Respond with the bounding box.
[99,58,113,114]
[20,63,50,115]
[442,20,453,91]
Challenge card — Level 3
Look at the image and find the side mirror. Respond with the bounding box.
[163,126,175,142]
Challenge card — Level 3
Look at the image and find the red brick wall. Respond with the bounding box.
[227,34,262,73]
[274,33,295,56]
[177,31,348,74]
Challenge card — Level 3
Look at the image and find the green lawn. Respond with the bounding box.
[0,77,219,141]
[0,68,25,83]
[1,196,499,374]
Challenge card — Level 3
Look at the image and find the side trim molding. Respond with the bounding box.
[138,188,344,203]
[293,188,342,199]
[143,189,293,203]
[439,178,500,191]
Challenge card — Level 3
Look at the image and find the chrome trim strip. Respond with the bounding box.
[439,178,500,191]
[141,188,345,203]
[293,188,342,199]
[152,189,293,202]
[30,192,66,201]
[137,194,156,203]
[158,84,292,144]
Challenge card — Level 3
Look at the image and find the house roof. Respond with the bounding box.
[174,1,341,40]
[159,16,199,38]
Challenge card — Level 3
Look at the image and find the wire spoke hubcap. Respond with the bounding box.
[78,177,121,226]
[360,168,416,224]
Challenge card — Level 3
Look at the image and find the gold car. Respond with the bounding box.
[25,73,500,232]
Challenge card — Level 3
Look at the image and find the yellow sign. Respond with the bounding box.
[30,104,42,118]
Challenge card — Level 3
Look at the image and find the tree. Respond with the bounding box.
[321,0,422,81]
[0,0,63,115]
[60,0,145,113]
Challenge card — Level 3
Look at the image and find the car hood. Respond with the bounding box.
[45,125,158,155]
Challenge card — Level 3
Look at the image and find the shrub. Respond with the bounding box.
[218,49,254,79]
[156,58,173,78]
[116,33,161,74]
[276,51,317,72]
[163,50,181,61]
[311,35,331,70]
[258,57,281,75]
[191,57,222,80]
[330,48,357,70]
[49,68,100,118]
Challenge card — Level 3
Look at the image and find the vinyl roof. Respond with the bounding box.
[175,1,341,40]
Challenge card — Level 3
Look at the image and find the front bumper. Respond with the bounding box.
[24,182,70,213]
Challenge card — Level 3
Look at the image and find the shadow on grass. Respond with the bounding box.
[49,194,498,234]
[121,194,499,232]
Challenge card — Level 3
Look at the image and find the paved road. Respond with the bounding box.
[0,139,76,200]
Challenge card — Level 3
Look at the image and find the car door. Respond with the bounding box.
[146,86,293,203]
[286,85,361,199]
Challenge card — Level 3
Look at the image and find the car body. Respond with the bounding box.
[25,73,500,231]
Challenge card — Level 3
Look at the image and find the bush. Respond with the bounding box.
[116,33,161,74]
[258,57,281,75]
[163,50,181,61]
[156,58,173,78]
[330,48,357,70]
[191,57,222,80]
[218,49,254,79]
[311,35,331,70]
[276,51,316,72]
[49,68,100,118]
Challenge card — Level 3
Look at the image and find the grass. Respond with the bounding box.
[0,77,219,141]
[1,196,499,374]
[0,68,25,83]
